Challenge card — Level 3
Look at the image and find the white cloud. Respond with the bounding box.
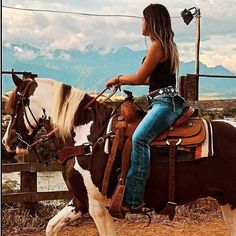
[2,0,236,73]
[13,46,38,60]
[200,35,236,73]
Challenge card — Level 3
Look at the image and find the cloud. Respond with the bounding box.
[13,46,38,60]
[200,35,236,73]
[2,0,236,73]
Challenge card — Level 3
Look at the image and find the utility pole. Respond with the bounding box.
[194,9,201,75]
[181,7,201,75]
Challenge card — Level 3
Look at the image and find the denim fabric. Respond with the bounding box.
[124,95,185,208]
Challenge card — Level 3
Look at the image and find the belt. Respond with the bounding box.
[148,86,178,98]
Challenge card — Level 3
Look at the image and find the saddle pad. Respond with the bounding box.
[194,118,214,159]
[151,118,206,147]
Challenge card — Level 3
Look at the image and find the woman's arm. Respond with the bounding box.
[106,40,164,87]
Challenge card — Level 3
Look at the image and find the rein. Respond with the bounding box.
[83,86,119,111]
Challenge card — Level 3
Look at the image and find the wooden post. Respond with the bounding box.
[178,75,199,101]
[195,9,201,75]
[178,75,199,116]
[20,152,38,214]
[20,171,37,214]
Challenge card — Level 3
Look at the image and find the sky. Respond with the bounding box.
[2,0,236,73]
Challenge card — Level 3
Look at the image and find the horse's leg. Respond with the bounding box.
[220,204,236,236]
[88,195,117,236]
[46,200,82,236]
[74,158,116,236]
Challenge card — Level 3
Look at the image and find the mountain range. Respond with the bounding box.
[2,43,236,99]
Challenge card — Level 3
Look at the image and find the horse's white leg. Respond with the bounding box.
[220,204,236,236]
[46,200,82,236]
[74,158,116,236]
[88,195,116,236]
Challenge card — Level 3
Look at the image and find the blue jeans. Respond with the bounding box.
[124,95,185,208]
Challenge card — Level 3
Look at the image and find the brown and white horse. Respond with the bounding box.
[2,74,236,236]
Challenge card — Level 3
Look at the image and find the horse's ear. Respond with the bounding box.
[12,72,23,87]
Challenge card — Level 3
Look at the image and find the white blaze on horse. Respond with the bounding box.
[2,74,236,236]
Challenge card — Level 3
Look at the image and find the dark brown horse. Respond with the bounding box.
[2,74,236,236]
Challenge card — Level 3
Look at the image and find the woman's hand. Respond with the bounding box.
[105,76,120,88]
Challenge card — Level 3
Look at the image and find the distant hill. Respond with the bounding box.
[2,43,236,99]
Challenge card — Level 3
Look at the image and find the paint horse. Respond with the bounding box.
[2,74,236,236]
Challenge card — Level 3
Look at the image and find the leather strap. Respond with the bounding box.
[109,138,132,218]
[101,129,121,195]
[58,144,91,164]
[29,127,59,149]
[160,140,177,221]
[168,141,176,203]
[119,138,132,184]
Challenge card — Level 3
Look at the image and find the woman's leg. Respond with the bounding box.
[124,101,183,208]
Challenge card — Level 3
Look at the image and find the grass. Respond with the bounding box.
[2,197,223,235]
[2,200,68,235]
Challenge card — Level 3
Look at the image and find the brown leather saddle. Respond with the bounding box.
[112,106,206,149]
[108,106,207,219]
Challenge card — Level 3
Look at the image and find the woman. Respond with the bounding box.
[106,3,186,212]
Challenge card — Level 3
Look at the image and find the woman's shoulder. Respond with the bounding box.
[149,40,164,56]
[151,39,162,48]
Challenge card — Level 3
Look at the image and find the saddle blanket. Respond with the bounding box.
[104,116,214,160]
[194,118,214,159]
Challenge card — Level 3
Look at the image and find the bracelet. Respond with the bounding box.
[117,75,122,84]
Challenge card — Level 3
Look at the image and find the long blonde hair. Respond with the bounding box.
[143,3,179,73]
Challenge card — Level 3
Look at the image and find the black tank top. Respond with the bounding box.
[143,57,176,92]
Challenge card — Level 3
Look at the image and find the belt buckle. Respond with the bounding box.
[83,142,93,156]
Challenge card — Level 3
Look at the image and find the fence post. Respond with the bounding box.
[20,155,37,214]
[178,75,199,115]
[178,75,199,101]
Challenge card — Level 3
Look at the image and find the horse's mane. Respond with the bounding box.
[38,79,85,139]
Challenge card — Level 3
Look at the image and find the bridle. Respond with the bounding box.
[10,79,47,149]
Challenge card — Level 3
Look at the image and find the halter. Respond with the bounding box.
[11,79,47,149]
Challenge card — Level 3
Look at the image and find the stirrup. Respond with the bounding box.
[122,202,147,214]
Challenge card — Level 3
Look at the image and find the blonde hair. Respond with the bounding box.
[143,3,179,73]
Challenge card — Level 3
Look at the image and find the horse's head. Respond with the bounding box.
[2,74,89,156]
[2,73,42,155]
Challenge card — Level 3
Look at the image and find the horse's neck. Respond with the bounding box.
[75,95,113,142]
[88,99,113,136]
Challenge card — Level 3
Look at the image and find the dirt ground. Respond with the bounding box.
[4,214,230,236]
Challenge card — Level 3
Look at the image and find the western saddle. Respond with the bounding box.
[105,93,206,220]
